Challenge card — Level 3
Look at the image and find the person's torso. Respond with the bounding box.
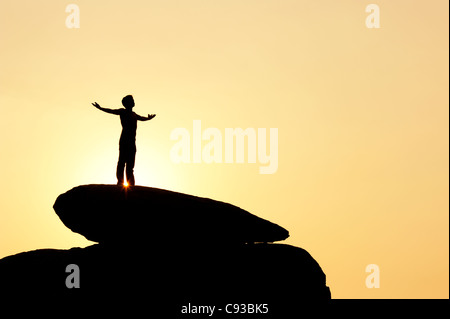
[119,109,137,145]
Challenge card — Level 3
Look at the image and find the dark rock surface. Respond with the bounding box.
[0,243,330,312]
[0,184,331,313]
[53,184,290,244]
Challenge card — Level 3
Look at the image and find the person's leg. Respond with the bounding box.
[116,150,126,185]
[125,147,136,186]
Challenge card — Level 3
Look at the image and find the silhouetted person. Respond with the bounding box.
[92,95,156,186]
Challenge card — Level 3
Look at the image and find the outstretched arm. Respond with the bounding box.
[137,113,156,121]
[92,102,122,115]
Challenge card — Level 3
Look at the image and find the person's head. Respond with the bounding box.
[122,95,135,110]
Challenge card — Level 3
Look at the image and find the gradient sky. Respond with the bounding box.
[0,0,448,298]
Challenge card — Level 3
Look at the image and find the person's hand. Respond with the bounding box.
[92,102,101,109]
[147,114,156,120]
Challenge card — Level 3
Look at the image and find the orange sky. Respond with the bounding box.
[0,0,448,298]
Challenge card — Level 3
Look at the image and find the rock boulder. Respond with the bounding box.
[53,184,290,244]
